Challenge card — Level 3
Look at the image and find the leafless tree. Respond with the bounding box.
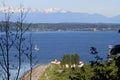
[24,33,39,80]
[0,5,15,80]
[0,4,31,80]
[14,7,30,80]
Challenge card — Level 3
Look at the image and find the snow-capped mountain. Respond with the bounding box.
[0,7,120,23]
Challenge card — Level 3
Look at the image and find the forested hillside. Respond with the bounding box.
[0,22,120,31]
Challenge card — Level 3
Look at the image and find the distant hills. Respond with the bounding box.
[0,11,120,23]
[1,21,119,31]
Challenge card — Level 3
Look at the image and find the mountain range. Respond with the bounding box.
[0,11,120,23]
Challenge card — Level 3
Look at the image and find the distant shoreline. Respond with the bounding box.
[20,63,50,80]
[0,22,120,32]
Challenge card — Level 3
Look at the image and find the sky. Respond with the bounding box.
[0,0,120,17]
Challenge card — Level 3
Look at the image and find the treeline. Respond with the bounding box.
[0,22,120,31]
[61,54,80,65]
[30,23,120,31]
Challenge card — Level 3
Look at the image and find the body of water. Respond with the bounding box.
[0,31,120,79]
[31,31,120,63]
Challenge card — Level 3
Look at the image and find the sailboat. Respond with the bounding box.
[34,45,40,51]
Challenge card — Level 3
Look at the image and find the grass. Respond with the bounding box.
[40,64,71,80]
[40,63,90,80]
[40,61,118,80]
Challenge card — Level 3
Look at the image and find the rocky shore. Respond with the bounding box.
[20,64,50,80]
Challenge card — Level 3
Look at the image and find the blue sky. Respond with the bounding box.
[0,0,120,17]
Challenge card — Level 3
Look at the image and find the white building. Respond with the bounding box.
[51,59,61,64]
[78,61,84,67]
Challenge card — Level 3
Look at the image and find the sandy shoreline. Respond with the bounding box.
[20,63,50,80]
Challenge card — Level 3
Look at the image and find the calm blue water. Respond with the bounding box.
[0,31,120,79]
[29,31,120,63]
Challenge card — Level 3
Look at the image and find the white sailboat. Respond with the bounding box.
[34,45,39,51]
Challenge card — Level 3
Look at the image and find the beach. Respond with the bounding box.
[20,64,50,80]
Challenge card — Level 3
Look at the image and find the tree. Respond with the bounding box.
[90,47,98,55]
[24,34,39,80]
[110,44,120,79]
[110,44,120,55]
[89,46,118,80]
[61,54,80,67]
[14,8,30,80]
[0,6,16,80]
[61,54,71,65]
[90,47,103,63]
[71,54,80,65]
[0,5,30,80]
